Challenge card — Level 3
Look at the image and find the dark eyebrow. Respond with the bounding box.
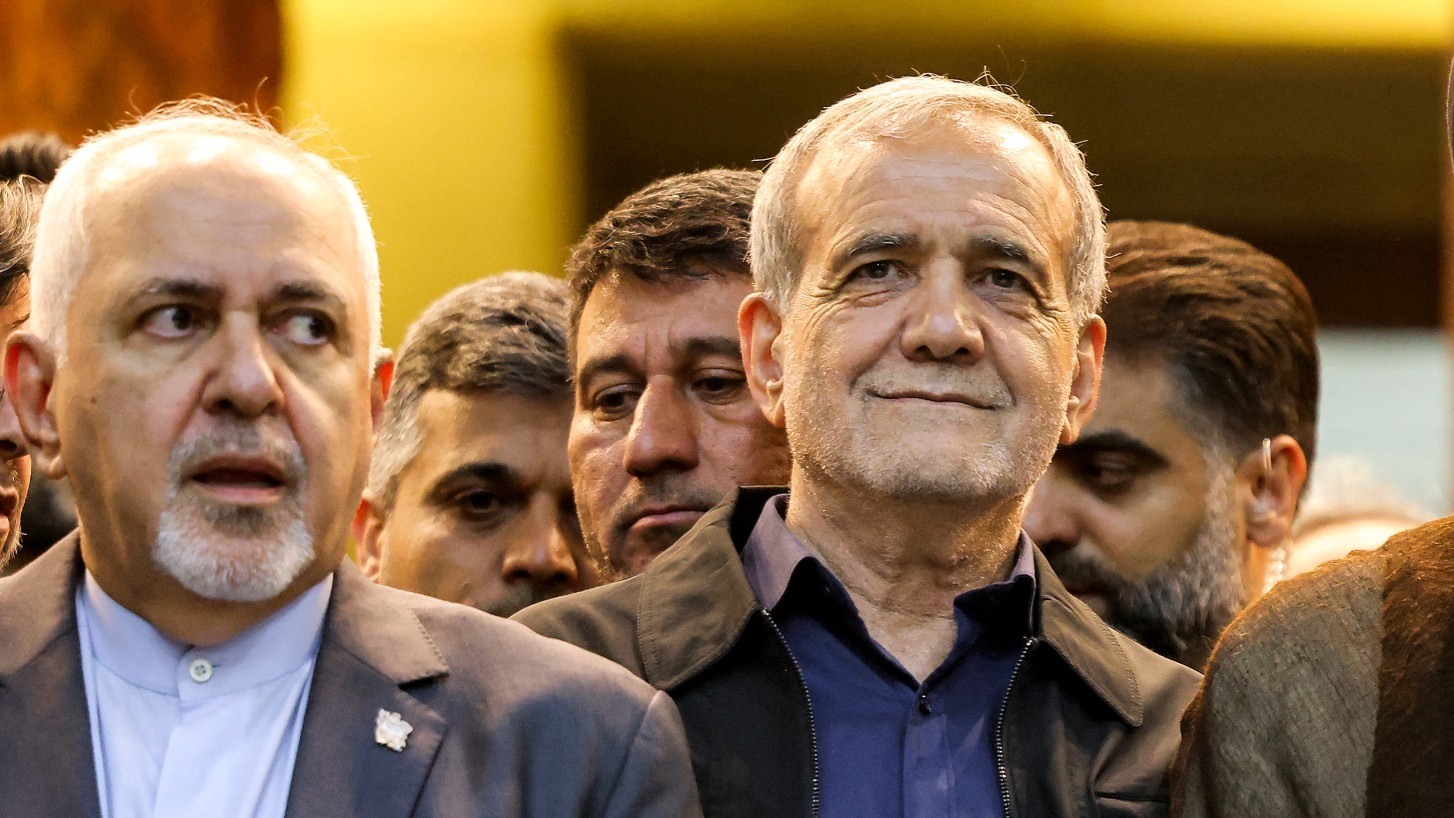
[832,232,920,270]
[425,462,524,504]
[675,335,742,361]
[575,353,638,393]
[1057,430,1169,467]
[576,335,744,392]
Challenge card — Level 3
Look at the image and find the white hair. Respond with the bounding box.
[30,99,382,365]
[751,75,1106,329]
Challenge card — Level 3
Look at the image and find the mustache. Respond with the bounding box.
[855,364,1012,408]
[168,419,305,486]
[607,476,721,534]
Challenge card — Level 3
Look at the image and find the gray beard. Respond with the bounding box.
[153,419,314,603]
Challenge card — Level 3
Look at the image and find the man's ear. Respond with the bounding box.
[373,350,395,401]
[354,492,388,581]
[739,292,787,428]
[1059,315,1106,445]
[1238,433,1308,548]
[6,330,64,479]
[369,350,393,432]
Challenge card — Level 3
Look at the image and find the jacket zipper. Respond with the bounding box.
[762,610,821,818]
[995,636,1037,818]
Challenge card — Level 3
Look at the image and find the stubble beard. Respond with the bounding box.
[153,421,315,603]
[785,364,1064,505]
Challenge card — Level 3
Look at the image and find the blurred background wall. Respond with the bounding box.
[1,0,1451,506]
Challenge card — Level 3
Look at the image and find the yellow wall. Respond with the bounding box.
[283,0,579,350]
[284,0,1450,348]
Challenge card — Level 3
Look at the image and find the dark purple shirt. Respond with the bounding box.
[741,495,1036,818]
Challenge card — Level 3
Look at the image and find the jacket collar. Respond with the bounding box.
[636,487,768,690]
[635,487,1145,726]
[1032,547,1144,726]
[0,530,85,679]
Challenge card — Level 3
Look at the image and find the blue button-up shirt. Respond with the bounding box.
[741,494,1036,818]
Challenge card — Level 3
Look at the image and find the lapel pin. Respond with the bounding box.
[374,709,413,752]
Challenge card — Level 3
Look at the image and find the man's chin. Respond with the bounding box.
[611,524,695,578]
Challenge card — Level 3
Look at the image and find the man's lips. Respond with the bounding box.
[869,388,1003,409]
[627,505,710,534]
[187,456,288,503]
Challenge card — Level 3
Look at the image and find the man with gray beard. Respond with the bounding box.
[0,100,700,818]
[1024,220,1320,669]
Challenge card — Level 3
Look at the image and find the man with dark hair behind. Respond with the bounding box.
[1024,220,1319,669]
[356,271,600,616]
[563,169,790,578]
[0,131,72,184]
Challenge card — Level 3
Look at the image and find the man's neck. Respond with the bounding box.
[79,533,336,647]
[783,472,1025,681]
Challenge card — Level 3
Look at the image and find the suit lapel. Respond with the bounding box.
[0,534,102,818]
[285,561,449,818]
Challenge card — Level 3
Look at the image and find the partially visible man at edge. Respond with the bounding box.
[0,130,71,574]
[1173,64,1454,818]
[0,100,699,817]
[519,76,1200,818]
[1024,220,1318,669]
[563,168,790,579]
[356,271,600,616]
[0,180,40,569]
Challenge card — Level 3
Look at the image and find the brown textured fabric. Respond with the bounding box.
[1173,546,1382,818]
[1367,517,1454,816]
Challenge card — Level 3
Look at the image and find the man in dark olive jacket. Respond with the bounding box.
[518,74,1199,818]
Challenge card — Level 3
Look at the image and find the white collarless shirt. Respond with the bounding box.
[75,570,333,818]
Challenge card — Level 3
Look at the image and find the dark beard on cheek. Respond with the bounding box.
[1049,520,1247,665]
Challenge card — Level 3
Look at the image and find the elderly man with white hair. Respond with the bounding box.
[518,75,1200,817]
[0,100,700,818]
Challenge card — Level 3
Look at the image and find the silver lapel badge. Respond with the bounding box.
[374,709,413,752]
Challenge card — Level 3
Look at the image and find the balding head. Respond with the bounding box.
[31,100,381,366]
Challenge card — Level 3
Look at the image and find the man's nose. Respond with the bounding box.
[501,506,580,590]
[0,389,28,462]
[201,317,284,417]
[900,265,985,363]
[1022,475,1082,557]
[622,381,698,477]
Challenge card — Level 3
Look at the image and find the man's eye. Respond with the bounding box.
[591,386,639,420]
[1079,458,1140,493]
[455,490,504,520]
[140,305,203,339]
[693,373,746,403]
[849,260,904,282]
[274,311,334,346]
[986,269,1027,290]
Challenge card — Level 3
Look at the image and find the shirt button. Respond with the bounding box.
[918,694,932,715]
[189,658,214,683]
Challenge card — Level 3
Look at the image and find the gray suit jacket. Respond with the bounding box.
[0,534,702,817]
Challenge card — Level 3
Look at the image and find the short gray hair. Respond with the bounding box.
[30,98,382,364]
[366,271,570,512]
[751,75,1106,328]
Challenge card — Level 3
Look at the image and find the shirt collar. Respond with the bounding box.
[78,569,333,698]
[740,492,1037,624]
